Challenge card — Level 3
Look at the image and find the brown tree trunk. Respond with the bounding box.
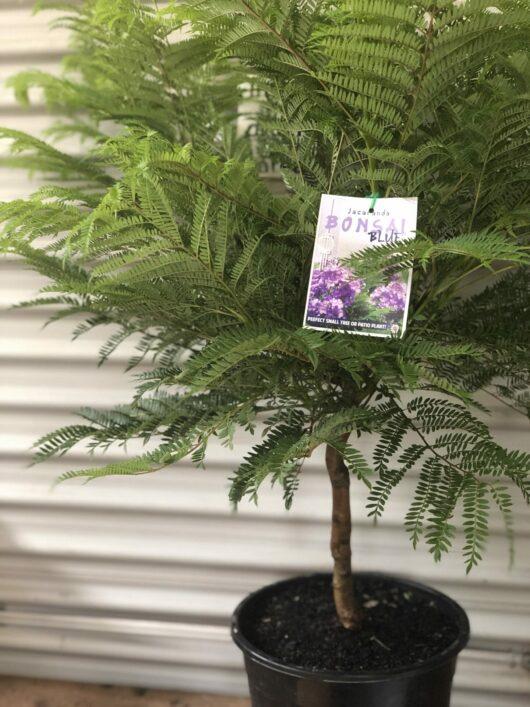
[325,443,362,630]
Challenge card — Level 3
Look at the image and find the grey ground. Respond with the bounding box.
[0,678,250,707]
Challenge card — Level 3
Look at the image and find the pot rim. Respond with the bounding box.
[231,571,470,684]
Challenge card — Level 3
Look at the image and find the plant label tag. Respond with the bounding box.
[303,194,418,337]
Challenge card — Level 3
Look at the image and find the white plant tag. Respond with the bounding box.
[303,194,418,337]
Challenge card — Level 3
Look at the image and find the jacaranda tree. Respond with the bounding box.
[1,0,529,629]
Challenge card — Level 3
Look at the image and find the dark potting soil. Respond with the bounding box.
[243,575,460,673]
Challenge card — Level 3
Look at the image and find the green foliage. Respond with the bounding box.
[1,0,529,571]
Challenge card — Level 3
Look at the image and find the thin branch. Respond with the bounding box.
[398,12,436,147]
[237,0,375,187]
[327,130,344,193]
[482,387,529,418]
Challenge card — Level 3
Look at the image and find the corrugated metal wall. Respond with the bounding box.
[0,4,529,705]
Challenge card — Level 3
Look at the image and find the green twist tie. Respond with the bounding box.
[368,191,380,212]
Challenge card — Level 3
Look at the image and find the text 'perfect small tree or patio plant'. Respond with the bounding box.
[1,0,529,657]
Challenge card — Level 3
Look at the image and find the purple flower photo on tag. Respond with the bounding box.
[370,278,407,312]
[307,265,363,320]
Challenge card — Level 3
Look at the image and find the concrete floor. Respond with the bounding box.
[0,678,250,707]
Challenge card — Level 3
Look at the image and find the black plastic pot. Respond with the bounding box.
[232,573,470,707]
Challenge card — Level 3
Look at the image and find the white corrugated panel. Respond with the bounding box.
[0,4,529,705]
